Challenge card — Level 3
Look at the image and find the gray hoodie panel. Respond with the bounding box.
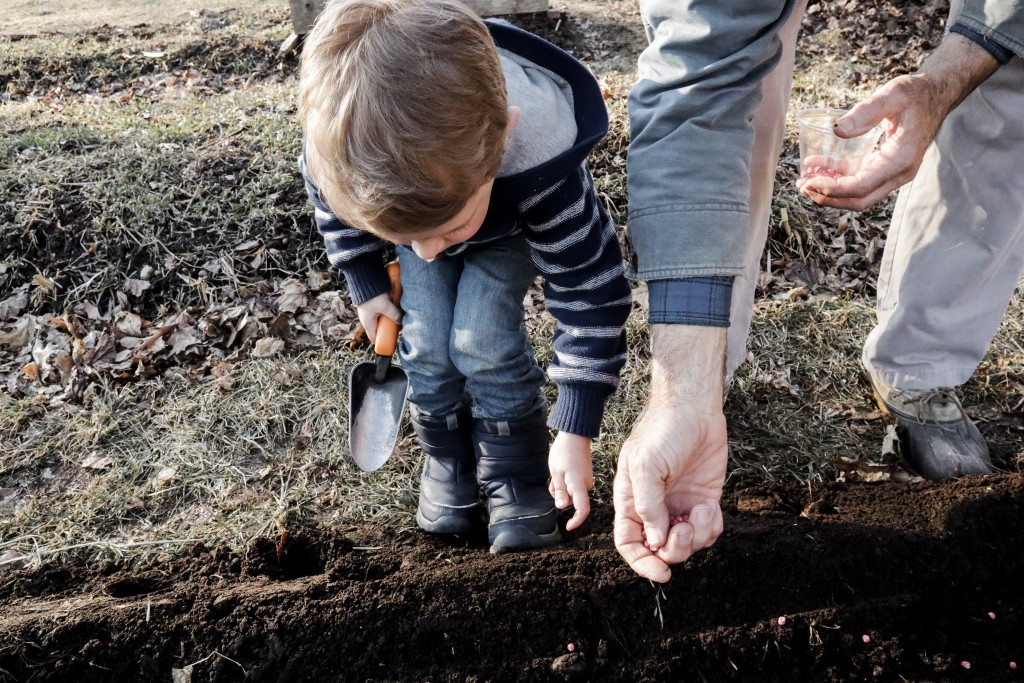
[497,48,578,178]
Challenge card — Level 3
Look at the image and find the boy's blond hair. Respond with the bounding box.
[299,0,509,235]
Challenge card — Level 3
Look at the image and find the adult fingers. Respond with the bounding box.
[797,154,856,182]
[621,442,671,549]
[800,176,893,212]
[800,144,918,211]
[613,464,672,583]
[655,499,722,564]
[633,479,670,552]
[614,516,672,583]
[657,521,695,565]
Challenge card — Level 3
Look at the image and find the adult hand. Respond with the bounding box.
[355,292,402,343]
[799,33,1000,212]
[548,431,594,531]
[614,325,728,583]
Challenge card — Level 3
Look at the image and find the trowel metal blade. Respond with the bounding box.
[347,361,408,472]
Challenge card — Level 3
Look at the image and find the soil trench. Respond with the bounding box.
[2,476,1023,682]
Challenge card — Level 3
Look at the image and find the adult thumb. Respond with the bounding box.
[833,91,890,138]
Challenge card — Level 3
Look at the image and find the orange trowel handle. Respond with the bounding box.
[373,261,403,356]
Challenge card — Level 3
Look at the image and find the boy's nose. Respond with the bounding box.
[411,238,444,261]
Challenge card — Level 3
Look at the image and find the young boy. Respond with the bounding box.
[298,0,631,554]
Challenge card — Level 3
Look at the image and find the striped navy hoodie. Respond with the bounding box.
[300,20,631,438]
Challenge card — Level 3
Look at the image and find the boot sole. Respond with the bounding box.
[489,525,561,555]
[416,509,477,536]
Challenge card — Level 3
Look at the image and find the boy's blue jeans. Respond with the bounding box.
[396,235,548,422]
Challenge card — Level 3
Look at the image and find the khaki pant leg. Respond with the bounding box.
[726,0,809,376]
[863,51,1024,389]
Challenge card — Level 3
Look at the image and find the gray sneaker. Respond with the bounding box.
[871,378,993,480]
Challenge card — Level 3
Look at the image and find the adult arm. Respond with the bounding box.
[617,0,802,581]
[626,0,802,280]
[613,324,727,583]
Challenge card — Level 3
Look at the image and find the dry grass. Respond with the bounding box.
[3,1,1024,569]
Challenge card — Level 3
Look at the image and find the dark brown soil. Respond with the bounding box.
[3,476,1024,682]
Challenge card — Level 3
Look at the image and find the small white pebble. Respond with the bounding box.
[861,635,871,644]
[988,611,996,620]
[777,616,786,626]
[960,661,971,670]
[567,643,575,653]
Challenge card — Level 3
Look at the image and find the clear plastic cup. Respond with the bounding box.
[797,108,884,181]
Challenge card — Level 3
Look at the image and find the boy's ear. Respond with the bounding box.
[504,106,521,140]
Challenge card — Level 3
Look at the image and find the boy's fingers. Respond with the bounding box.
[383,302,403,325]
[549,475,569,509]
[362,317,378,342]
[564,483,590,531]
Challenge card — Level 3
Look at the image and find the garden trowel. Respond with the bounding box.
[348,261,408,472]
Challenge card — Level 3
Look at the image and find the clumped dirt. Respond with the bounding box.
[3,476,1023,682]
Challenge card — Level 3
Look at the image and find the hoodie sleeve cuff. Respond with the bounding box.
[547,384,608,438]
[339,252,391,305]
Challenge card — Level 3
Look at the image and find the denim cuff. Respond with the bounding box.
[648,277,733,326]
[950,23,1015,65]
[547,385,608,438]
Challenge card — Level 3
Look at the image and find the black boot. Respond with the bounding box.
[474,409,560,554]
[412,408,482,535]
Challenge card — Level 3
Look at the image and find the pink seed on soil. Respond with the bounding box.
[861,635,871,644]
[988,611,996,620]
[1010,661,1017,670]
[777,616,786,626]
[567,643,575,653]
[960,661,971,670]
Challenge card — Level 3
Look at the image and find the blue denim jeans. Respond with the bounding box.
[397,235,547,421]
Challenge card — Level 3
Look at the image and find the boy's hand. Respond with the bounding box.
[356,292,402,343]
[548,432,594,532]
